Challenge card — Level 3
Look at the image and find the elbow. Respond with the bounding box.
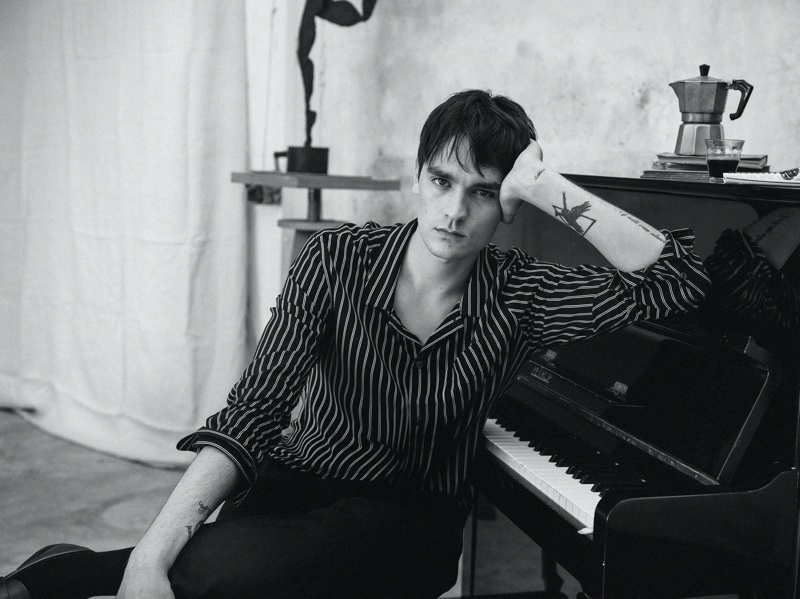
[612,243,667,273]
[614,257,657,273]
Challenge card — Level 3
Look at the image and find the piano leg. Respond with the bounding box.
[541,551,565,598]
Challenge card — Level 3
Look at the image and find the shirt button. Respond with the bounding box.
[414,360,424,369]
[680,271,688,279]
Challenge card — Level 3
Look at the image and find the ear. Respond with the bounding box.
[412,161,420,194]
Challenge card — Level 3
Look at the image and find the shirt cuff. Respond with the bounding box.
[176,428,258,503]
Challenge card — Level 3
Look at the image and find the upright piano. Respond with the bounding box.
[470,176,800,599]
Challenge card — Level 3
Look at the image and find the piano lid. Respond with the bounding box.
[517,316,776,485]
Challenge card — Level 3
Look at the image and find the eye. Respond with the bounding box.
[431,177,450,187]
[474,188,497,199]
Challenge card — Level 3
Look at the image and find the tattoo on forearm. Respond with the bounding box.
[185,502,213,539]
[621,211,666,242]
[753,214,789,243]
[553,192,595,236]
[186,522,203,539]
[533,167,546,180]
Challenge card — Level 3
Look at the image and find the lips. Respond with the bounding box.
[435,227,465,238]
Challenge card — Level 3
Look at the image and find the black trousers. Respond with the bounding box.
[167,460,467,599]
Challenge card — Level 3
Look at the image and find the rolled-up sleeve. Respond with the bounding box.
[519,228,710,347]
[177,233,331,499]
[704,229,800,332]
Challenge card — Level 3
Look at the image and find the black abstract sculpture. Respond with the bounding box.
[297,0,379,147]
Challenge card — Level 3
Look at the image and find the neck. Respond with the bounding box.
[401,230,476,297]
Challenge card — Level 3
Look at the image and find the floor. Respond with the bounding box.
[0,409,185,598]
[0,409,733,599]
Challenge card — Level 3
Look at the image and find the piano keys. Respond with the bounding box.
[469,315,800,598]
[481,417,601,533]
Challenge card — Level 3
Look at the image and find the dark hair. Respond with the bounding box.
[416,89,537,179]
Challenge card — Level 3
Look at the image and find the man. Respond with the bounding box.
[0,90,709,599]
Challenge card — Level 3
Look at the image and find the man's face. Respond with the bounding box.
[413,141,504,264]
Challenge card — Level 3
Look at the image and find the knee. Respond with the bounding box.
[168,524,260,599]
[167,522,341,599]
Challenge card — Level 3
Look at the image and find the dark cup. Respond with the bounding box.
[705,139,744,182]
[274,146,329,174]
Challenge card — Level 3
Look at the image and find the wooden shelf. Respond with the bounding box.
[231,171,401,191]
[232,170,402,221]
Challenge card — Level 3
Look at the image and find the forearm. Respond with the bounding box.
[524,168,666,272]
[128,446,240,570]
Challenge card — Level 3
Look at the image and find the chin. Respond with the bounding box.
[425,239,472,262]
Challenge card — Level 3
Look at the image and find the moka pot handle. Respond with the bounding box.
[729,79,753,121]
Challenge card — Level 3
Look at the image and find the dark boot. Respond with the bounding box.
[0,578,29,599]
[0,544,93,599]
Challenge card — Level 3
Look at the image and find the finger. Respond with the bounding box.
[500,196,524,225]
[528,138,544,161]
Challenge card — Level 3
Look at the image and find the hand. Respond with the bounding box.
[499,139,545,224]
[116,553,175,599]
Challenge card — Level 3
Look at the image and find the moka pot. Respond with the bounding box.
[669,64,753,155]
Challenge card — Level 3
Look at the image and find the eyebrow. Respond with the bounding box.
[426,165,502,191]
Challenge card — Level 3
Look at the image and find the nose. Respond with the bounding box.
[443,190,469,222]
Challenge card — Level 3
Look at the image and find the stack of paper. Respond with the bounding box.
[723,168,800,186]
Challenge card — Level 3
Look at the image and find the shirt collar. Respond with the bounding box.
[364,219,418,310]
[364,219,497,318]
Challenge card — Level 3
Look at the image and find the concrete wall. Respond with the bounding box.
[247,0,800,336]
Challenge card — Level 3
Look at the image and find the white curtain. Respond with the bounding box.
[0,0,249,466]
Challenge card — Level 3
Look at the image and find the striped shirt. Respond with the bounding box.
[178,220,709,502]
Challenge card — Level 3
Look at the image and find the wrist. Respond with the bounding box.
[128,540,178,573]
[514,164,562,209]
